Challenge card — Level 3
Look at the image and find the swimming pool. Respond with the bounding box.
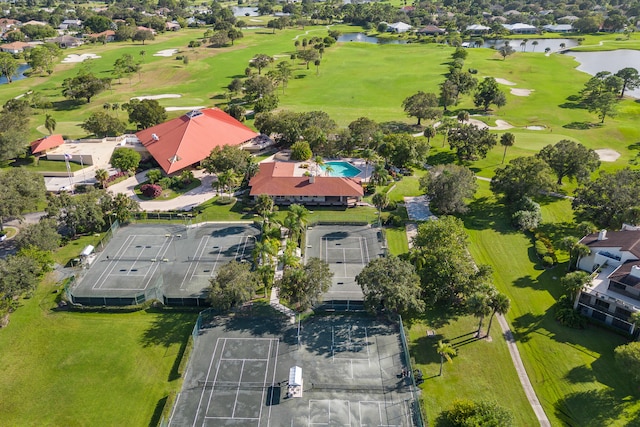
[320,161,362,178]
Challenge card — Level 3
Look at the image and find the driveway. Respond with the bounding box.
[107,169,218,211]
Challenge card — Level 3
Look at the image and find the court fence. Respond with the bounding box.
[398,315,427,427]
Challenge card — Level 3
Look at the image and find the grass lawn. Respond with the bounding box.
[463,181,640,426]
[53,233,105,266]
[10,158,83,172]
[385,226,408,255]
[0,276,196,427]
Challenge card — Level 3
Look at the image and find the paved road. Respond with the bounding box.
[107,169,218,211]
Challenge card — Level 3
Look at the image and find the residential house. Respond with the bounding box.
[386,22,412,33]
[59,19,82,30]
[137,26,157,35]
[417,25,446,35]
[502,23,538,34]
[136,108,259,174]
[50,35,83,48]
[249,162,364,206]
[0,18,21,33]
[22,20,48,26]
[465,24,491,34]
[543,24,573,33]
[0,40,32,53]
[575,228,640,334]
[85,30,116,43]
[165,22,181,31]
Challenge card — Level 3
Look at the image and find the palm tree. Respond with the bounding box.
[544,47,551,54]
[485,292,510,337]
[630,312,640,335]
[574,244,591,270]
[314,59,321,75]
[500,132,515,164]
[423,125,436,144]
[457,110,469,124]
[284,204,309,244]
[111,103,120,117]
[370,162,390,186]
[559,42,566,50]
[531,40,539,52]
[520,40,527,52]
[559,236,579,271]
[44,114,56,135]
[314,155,324,176]
[561,271,591,302]
[324,164,334,176]
[95,168,109,188]
[437,340,456,376]
[372,192,390,224]
[468,291,492,338]
[139,50,146,62]
[362,148,377,181]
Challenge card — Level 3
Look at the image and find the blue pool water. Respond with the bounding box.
[320,161,361,178]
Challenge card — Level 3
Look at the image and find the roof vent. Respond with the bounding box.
[185,110,203,119]
[168,154,181,164]
[631,265,640,279]
[151,133,159,141]
[309,175,315,184]
[598,230,607,241]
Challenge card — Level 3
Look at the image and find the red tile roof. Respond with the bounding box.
[136,108,259,174]
[86,30,115,38]
[30,134,64,154]
[249,162,364,198]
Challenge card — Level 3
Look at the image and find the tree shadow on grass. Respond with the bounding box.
[554,388,639,427]
[426,150,456,166]
[462,196,514,234]
[140,311,196,348]
[148,395,168,427]
[565,364,596,383]
[52,99,82,111]
[563,122,602,130]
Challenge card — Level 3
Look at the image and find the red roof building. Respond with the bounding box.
[136,108,259,174]
[30,134,64,154]
[249,162,364,206]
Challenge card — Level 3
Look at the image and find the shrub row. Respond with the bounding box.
[534,231,557,267]
[141,183,163,198]
[104,171,128,187]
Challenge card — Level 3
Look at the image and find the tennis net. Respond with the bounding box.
[197,381,269,391]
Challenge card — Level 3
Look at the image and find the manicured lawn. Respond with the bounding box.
[463,181,640,426]
[385,226,408,255]
[0,277,196,427]
[10,158,83,172]
[409,312,538,427]
[53,233,105,266]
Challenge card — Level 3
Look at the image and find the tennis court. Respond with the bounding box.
[305,224,385,301]
[69,223,259,305]
[169,314,418,427]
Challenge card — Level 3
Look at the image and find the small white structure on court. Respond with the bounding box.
[288,366,303,398]
[80,245,94,257]
[80,245,96,266]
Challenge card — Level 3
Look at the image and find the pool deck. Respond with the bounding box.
[259,155,372,181]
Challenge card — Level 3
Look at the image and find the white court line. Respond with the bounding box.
[92,234,136,289]
[266,339,279,427]
[231,360,246,418]
[203,338,228,424]
[192,338,224,427]
[220,358,269,362]
[181,236,209,287]
[257,339,273,427]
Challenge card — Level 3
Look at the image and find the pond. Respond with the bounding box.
[481,38,578,52]
[567,50,640,98]
[0,63,30,85]
[232,6,259,17]
[337,33,407,45]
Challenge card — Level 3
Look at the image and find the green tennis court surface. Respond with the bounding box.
[169,313,419,426]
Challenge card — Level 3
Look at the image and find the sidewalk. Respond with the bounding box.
[107,169,218,211]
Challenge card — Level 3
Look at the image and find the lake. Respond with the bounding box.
[481,38,579,52]
[0,63,30,85]
[232,6,259,17]
[337,33,407,45]
[568,50,640,98]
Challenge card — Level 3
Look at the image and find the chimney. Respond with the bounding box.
[631,265,640,279]
[598,229,607,241]
[309,175,315,184]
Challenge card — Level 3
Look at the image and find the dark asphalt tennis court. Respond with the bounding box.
[305,224,385,302]
[169,313,418,427]
[69,223,259,304]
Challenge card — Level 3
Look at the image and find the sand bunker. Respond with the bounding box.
[153,49,178,57]
[495,78,517,86]
[165,106,205,111]
[131,94,182,101]
[595,149,621,162]
[467,118,514,130]
[511,88,534,96]
[525,125,545,130]
[61,53,101,63]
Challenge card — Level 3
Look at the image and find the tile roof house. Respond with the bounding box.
[502,23,538,34]
[249,162,364,206]
[543,24,573,33]
[0,41,32,53]
[417,25,446,35]
[86,30,116,42]
[465,24,491,33]
[575,229,640,334]
[386,22,412,33]
[136,108,259,174]
[30,134,65,154]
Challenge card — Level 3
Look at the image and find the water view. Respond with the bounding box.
[482,38,579,52]
[337,33,407,45]
[232,6,259,17]
[0,63,30,85]
[321,161,362,178]
[568,50,640,98]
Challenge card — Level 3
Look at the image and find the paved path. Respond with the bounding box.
[497,314,552,426]
[107,169,218,211]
